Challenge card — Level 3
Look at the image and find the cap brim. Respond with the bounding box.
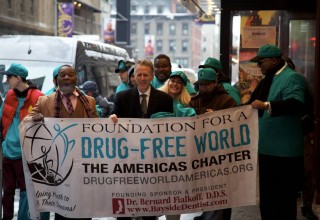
[0,71,10,76]
[249,56,263,62]
[198,64,215,69]
[115,68,126,73]
[196,79,212,84]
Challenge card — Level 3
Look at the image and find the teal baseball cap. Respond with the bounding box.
[0,63,28,79]
[170,71,188,85]
[52,65,72,78]
[250,44,282,62]
[52,65,62,78]
[115,60,127,73]
[199,57,223,71]
[197,68,217,84]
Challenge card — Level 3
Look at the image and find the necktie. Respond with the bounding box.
[64,95,74,115]
[140,94,147,115]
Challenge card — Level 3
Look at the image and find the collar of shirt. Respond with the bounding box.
[138,86,151,97]
[275,63,287,76]
[61,89,79,110]
[138,87,151,105]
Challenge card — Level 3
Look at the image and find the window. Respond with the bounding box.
[30,0,34,15]
[156,23,163,35]
[144,23,150,35]
[169,23,176,35]
[156,40,163,52]
[7,0,12,9]
[157,5,163,14]
[131,23,137,34]
[182,40,188,52]
[20,0,24,13]
[182,23,189,35]
[169,40,176,52]
[131,40,136,48]
[144,5,150,14]
[176,4,187,13]
[131,5,137,13]
[175,58,188,67]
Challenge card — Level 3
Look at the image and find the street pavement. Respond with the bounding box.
[12,189,318,220]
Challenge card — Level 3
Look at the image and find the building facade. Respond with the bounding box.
[127,0,201,69]
[0,0,54,35]
[0,0,107,37]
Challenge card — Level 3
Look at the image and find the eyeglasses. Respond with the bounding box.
[258,58,270,66]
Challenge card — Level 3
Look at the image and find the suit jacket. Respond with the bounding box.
[112,86,173,118]
[26,92,98,119]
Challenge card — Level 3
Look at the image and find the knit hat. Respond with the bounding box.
[82,80,98,93]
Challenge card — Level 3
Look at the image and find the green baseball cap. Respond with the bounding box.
[197,68,217,84]
[250,44,282,62]
[170,71,188,85]
[0,63,28,79]
[199,57,223,70]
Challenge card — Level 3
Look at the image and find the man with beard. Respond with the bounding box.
[189,68,236,220]
[152,54,197,95]
[249,44,306,219]
[26,64,98,220]
[0,63,44,220]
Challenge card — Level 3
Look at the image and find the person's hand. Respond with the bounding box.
[109,114,118,123]
[251,100,269,110]
[205,109,214,113]
[32,113,44,122]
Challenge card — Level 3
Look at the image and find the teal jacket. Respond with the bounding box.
[116,83,130,93]
[151,99,196,118]
[221,82,241,105]
[258,66,306,157]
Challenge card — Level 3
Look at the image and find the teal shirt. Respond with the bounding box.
[151,77,197,95]
[0,96,26,159]
[221,82,241,105]
[258,66,306,157]
[116,83,130,93]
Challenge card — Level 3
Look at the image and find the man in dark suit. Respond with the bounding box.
[110,59,173,220]
[111,58,173,120]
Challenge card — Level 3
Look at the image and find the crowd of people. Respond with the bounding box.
[0,44,317,220]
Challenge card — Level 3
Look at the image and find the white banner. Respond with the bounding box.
[20,105,258,219]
